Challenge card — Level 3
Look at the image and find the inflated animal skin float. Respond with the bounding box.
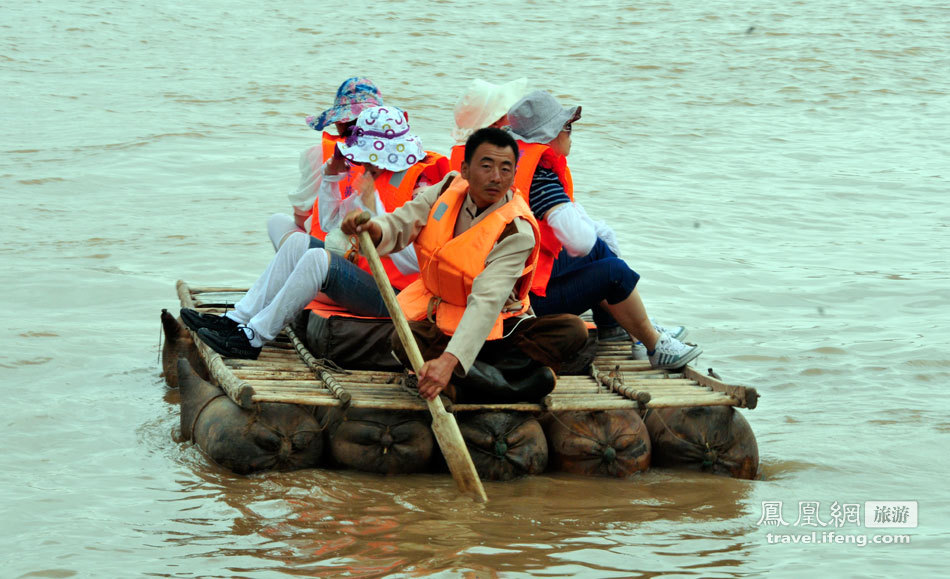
[160,303,760,480]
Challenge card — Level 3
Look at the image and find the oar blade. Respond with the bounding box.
[356,223,487,503]
[429,400,487,503]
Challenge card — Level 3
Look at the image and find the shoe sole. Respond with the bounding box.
[196,328,260,360]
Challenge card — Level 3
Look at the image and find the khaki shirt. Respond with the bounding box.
[375,172,536,374]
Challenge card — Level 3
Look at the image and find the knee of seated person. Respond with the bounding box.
[565,315,591,347]
[267,213,299,250]
[604,258,640,301]
[267,212,292,228]
[542,314,590,346]
[287,231,311,244]
[275,231,313,257]
[544,314,590,361]
[300,247,329,268]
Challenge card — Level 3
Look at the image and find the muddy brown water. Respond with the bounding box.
[2,0,947,576]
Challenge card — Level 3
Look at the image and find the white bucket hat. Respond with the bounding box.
[507,90,582,144]
[336,105,425,172]
[451,78,529,144]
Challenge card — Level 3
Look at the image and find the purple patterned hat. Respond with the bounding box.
[306,77,384,132]
[336,106,425,172]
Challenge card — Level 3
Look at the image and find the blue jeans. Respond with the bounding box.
[320,251,392,318]
[530,238,640,328]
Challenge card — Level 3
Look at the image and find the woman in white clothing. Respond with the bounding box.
[267,77,384,250]
[185,106,433,360]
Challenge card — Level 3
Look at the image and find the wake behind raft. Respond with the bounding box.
[160,282,760,481]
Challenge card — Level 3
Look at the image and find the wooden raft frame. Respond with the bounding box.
[176,281,759,413]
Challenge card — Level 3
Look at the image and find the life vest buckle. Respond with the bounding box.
[426,296,442,323]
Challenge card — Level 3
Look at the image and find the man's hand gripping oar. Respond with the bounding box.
[350,211,487,503]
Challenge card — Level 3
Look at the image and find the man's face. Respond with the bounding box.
[460,142,517,209]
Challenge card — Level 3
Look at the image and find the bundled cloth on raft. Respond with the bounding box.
[161,283,761,480]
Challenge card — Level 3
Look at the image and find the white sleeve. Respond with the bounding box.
[287,145,326,216]
[545,202,598,257]
[574,201,621,257]
[316,163,362,232]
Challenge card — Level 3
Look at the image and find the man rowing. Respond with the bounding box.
[342,127,589,403]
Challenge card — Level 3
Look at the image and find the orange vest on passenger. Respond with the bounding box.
[309,133,364,241]
[397,176,540,340]
[512,142,574,297]
[304,152,450,315]
[353,152,449,292]
[448,144,465,173]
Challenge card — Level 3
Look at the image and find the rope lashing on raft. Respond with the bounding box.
[189,393,227,443]
[285,324,353,411]
[590,363,651,410]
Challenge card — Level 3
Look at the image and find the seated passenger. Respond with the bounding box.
[506,91,702,370]
[184,106,448,359]
[267,77,382,250]
[342,128,589,403]
[447,78,528,172]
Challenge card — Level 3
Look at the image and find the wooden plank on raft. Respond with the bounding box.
[177,280,257,409]
[175,281,759,411]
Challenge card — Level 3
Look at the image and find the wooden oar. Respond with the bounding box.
[355,212,488,503]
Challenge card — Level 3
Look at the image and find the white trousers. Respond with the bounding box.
[226,232,329,345]
[266,212,309,251]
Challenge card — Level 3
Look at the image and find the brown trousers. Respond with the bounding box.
[391,314,590,375]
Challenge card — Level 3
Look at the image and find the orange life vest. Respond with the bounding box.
[512,142,574,296]
[396,176,540,340]
[448,144,465,173]
[304,152,450,314]
[350,152,449,291]
[309,133,364,241]
[372,152,450,218]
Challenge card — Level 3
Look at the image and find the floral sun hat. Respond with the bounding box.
[306,77,384,132]
[451,77,529,144]
[507,90,582,144]
[336,105,425,172]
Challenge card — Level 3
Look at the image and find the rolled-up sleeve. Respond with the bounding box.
[546,202,597,257]
[288,145,326,216]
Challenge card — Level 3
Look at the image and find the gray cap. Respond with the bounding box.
[507,90,582,144]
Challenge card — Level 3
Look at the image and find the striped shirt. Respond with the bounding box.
[528,167,571,220]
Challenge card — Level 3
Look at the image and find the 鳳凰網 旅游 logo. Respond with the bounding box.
[757,500,917,528]
[755,500,916,547]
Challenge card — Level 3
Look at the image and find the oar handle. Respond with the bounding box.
[354,212,427,375]
[354,211,487,503]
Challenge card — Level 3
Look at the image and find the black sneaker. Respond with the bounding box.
[597,325,629,342]
[180,308,240,333]
[197,326,262,360]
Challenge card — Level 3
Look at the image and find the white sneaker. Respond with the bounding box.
[631,342,649,360]
[649,332,702,370]
[652,321,687,341]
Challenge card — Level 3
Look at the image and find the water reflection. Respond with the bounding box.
[166,459,757,576]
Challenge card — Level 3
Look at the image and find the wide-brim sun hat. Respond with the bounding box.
[451,77,529,144]
[336,105,425,172]
[306,77,383,132]
[507,90,582,144]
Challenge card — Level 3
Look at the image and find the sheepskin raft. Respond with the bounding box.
[176,281,759,413]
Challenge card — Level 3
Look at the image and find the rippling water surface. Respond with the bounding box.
[2,1,948,576]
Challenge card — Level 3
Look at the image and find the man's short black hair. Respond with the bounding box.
[463,127,519,166]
